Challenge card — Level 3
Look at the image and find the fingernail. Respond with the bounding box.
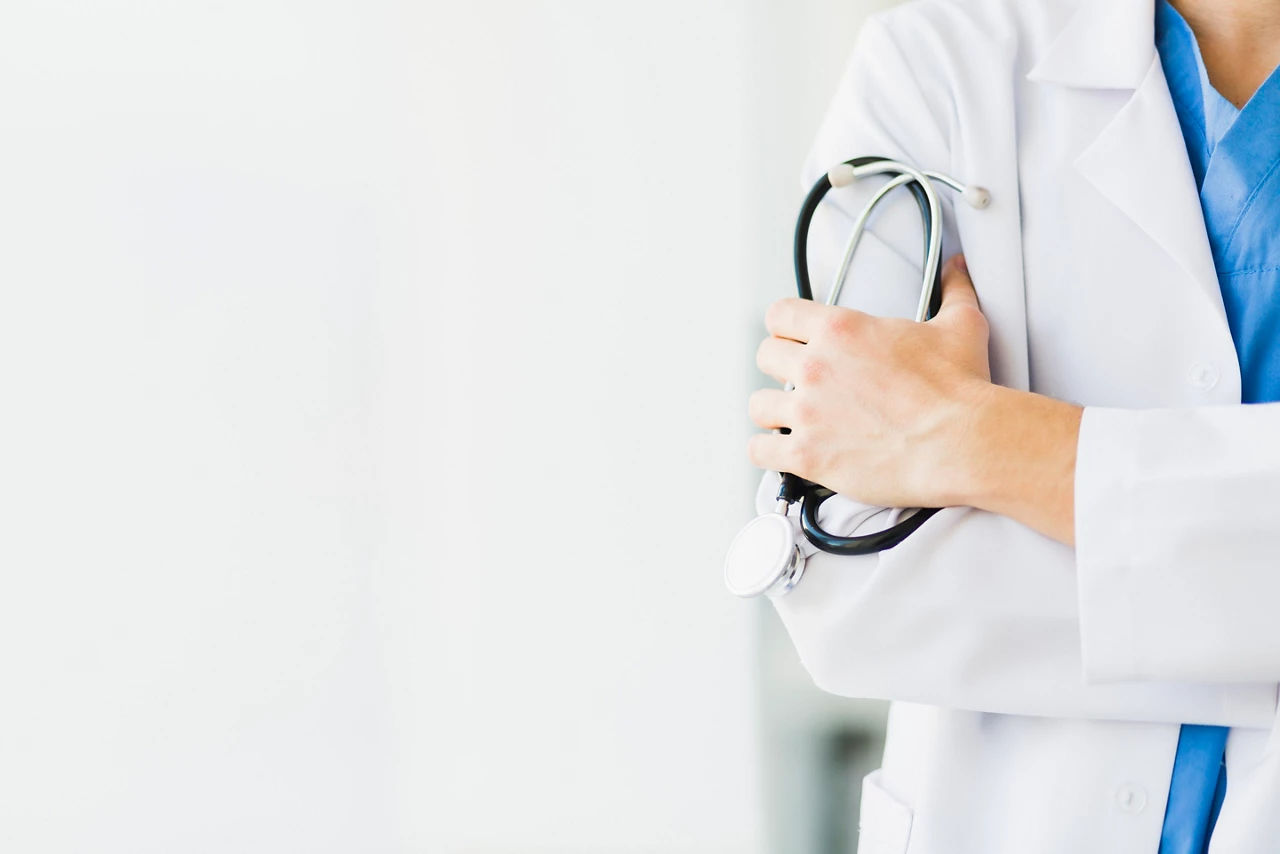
[953,254,968,275]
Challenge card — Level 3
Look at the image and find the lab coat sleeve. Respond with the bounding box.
[759,12,1278,728]
[1076,404,1280,684]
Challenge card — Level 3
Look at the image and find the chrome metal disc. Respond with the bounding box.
[723,512,804,598]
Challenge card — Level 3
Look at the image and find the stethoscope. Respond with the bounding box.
[723,156,991,599]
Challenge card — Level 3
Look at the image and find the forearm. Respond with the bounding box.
[956,386,1084,547]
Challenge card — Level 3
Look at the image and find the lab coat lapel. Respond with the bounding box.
[1073,61,1225,317]
[1028,0,1225,321]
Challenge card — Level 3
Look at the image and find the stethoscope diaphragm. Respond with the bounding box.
[725,156,989,599]
[723,510,804,599]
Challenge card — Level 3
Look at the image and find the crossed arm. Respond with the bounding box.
[744,248,1280,724]
[757,10,1280,724]
[747,254,1083,546]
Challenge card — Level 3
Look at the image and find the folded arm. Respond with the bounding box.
[753,10,1279,727]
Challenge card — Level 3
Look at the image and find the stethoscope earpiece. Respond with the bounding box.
[962,185,992,209]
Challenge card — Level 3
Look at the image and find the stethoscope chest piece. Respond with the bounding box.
[725,155,990,600]
[723,511,804,599]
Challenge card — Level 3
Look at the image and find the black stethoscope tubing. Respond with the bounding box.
[779,156,944,556]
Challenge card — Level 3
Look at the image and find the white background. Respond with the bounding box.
[0,1,888,851]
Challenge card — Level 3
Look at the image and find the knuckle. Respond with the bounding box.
[792,396,818,426]
[952,304,989,336]
[823,313,848,336]
[824,309,861,338]
[799,355,827,385]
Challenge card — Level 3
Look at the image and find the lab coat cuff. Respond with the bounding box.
[1074,405,1146,683]
[1075,403,1280,688]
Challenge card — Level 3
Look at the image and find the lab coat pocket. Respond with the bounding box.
[857,769,913,854]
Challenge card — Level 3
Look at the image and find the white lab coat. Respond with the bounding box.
[762,0,1280,851]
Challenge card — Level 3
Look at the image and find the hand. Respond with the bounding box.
[747,254,996,510]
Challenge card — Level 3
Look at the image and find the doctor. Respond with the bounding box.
[746,0,1280,852]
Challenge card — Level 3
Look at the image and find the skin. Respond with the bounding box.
[749,257,1082,546]
[748,8,1280,548]
[1171,0,1280,107]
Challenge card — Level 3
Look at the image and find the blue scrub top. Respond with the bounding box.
[1154,2,1280,851]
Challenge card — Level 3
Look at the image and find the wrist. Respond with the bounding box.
[952,384,1083,544]
[955,383,1020,509]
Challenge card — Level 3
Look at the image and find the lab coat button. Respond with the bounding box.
[1188,362,1220,390]
[1114,783,1148,814]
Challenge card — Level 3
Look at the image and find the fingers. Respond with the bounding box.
[755,336,805,384]
[764,298,827,343]
[747,430,796,474]
[935,254,980,313]
[747,388,794,430]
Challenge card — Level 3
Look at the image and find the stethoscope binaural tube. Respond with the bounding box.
[724,156,990,598]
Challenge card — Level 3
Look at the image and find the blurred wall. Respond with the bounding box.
[0,1,893,852]
[742,7,904,854]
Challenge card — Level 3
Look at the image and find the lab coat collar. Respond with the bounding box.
[1030,0,1230,335]
[1027,0,1156,89]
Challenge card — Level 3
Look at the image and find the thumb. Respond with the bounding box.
[936,254,980,314]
